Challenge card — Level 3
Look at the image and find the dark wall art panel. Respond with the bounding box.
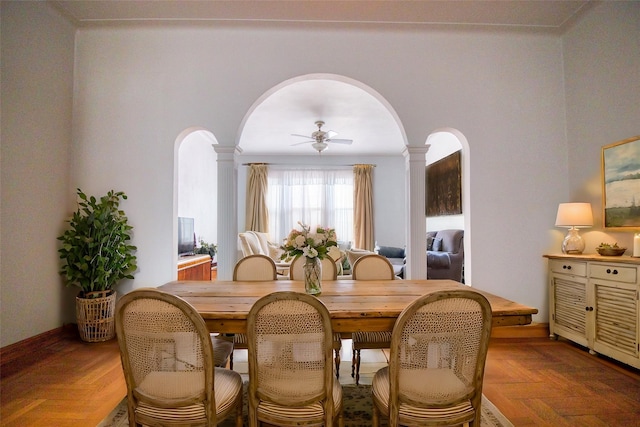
[426,150,462,217]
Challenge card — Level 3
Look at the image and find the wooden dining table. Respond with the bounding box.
[158,279,538,334]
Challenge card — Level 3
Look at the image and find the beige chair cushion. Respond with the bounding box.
[372,366,474,421]
[256,380,342,423]
[267,241,284,261]
[135,367,243,423]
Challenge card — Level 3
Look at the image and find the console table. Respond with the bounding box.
[177,254,211,281]
[544,254,640,369]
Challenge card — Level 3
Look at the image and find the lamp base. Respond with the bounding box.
[562,227,585,254]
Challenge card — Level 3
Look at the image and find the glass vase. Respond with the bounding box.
[303,256,322,295]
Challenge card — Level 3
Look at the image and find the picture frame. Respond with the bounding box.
[601,135,640,229]
[426,150,462,217]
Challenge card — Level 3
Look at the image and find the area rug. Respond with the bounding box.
[98,384,513,427]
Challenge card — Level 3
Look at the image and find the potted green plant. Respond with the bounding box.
[194,239,217,259]
[57,188,137,342]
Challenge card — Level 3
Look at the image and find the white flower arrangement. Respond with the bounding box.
[280,222,338,261]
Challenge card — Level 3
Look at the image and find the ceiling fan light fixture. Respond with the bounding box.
[312,142,328,153]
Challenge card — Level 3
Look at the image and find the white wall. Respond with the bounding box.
[3,3,638,346]
[1,2,76,347]
[70,23,567,323]
[563,2,640,252]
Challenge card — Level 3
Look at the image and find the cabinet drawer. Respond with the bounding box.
[589,263,637,284]
[549,259,587,277]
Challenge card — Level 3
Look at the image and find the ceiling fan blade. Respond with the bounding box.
[291,134,313,139]
[327,138,353,145]
[291,140,313,146]
[326,130,338,139]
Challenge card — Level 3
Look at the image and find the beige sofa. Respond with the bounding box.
[238,231,289,275]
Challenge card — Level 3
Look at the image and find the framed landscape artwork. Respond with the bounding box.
[601,135,640,229]
[426,150,462,217]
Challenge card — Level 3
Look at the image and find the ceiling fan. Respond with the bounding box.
[291,120,353,153]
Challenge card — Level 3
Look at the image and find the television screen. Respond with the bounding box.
[178,217,195,256]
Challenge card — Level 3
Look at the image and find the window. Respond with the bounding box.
[268,168,353,244]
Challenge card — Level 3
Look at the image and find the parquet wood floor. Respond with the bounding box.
[484,338,640,426]
[1,332,638,426]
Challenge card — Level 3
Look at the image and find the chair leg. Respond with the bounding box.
[372,402,380,427]
[235,391,243,427]
[355,349,361,384]
[334,347,340,379]
[351,349,361,384]
[229,351,234,371]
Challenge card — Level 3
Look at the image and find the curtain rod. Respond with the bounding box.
[241,162,376,167]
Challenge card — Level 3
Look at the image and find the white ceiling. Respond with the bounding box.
[51,0,593,156]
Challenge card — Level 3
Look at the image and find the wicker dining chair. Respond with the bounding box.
[247,291,344,427]
[350,254,396,384]
[228,254,278,370]
[289,255,343,378]
[115,288,243,427]
[233,254,277,281]
[371,290,492,427]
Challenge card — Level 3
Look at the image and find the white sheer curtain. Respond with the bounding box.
[267,168,353,245]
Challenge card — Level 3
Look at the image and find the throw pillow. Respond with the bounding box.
[432,237,443,252]
[426,235,434,251]
[378,246,405,259]
[267,242,284,262]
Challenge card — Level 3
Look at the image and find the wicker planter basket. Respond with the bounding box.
[75,290,117,342]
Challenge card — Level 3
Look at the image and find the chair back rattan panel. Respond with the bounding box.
[352,254,395,280]
[233,254,277,281]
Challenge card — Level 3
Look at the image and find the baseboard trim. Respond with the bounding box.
[0,324,77,378]
[491,322,549,338]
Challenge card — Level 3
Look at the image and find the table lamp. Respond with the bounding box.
[555,202,593,254]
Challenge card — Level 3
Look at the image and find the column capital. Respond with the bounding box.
[402,144,430,161]
[212,144,242,158]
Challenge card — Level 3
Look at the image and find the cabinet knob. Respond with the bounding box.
[606,268,619,275]
[585,306,594,312]
[563,265,572,270]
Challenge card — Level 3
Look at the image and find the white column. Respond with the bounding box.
[403,145,430,279]
[212,144,241,280]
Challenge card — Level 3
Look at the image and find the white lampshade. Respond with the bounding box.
[555,203,593,228]
[555,203,593,254]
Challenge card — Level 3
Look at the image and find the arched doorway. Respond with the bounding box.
[426,129,471,284]
[173,128,218,279]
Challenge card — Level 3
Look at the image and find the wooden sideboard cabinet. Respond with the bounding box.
[544,254,640,369]
[177,254,212,281]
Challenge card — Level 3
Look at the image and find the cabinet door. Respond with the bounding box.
[592,280,639,368]
[550,274,589,346]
